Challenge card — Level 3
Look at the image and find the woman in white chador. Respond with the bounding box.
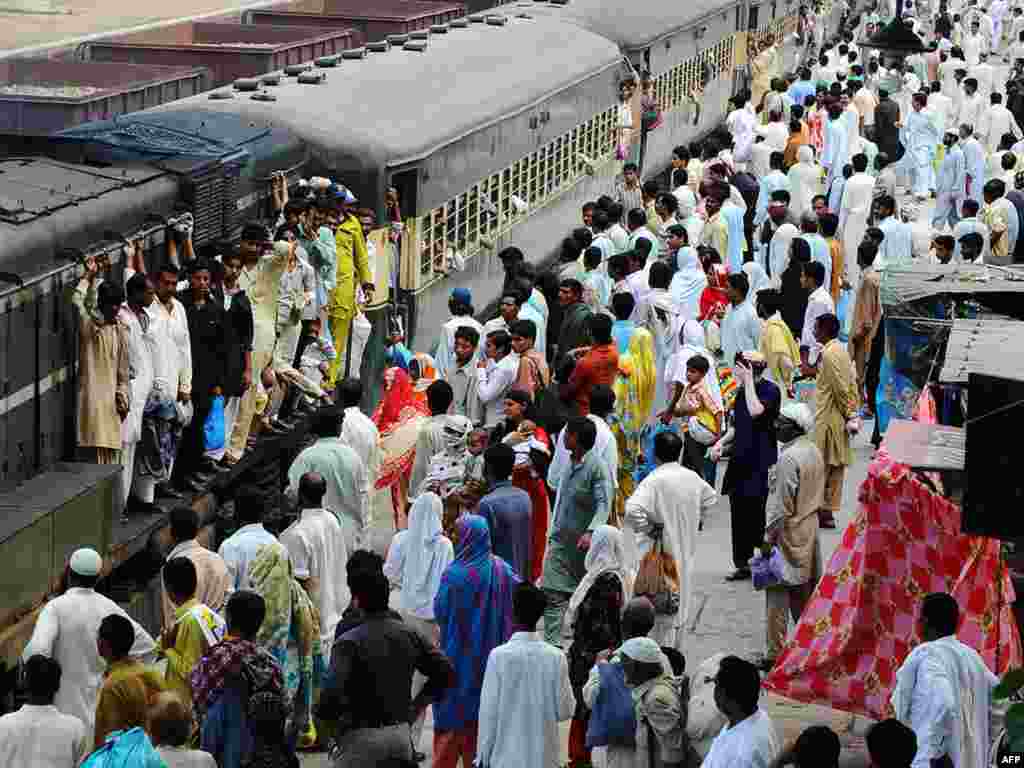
[788,145,823,218]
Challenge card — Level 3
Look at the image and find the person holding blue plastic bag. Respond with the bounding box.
[755,402,824,672]
[174,260,227,494]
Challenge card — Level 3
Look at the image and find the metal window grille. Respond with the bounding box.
[413,104,623,282]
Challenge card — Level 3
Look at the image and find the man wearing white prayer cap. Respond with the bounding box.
[22,547,156,734]
[616,635,688,765]
[757,402,825,672]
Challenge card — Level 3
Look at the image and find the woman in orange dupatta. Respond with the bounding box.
[373,367,429,530]
[410,352,439,410]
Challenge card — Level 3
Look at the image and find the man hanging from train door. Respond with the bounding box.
[325,184,375,390]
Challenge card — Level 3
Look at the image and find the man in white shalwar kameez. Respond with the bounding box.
[21,548,156,736]
[118,273,159,510]
[727,99,758,166]
[890,592,998,768]
[624,431,716,652]
[823,104,851,195]
[337,377,382,505]
[980,93,1023,154]
[901,92,942,200]
[476,583,575,768]
[838,154,876,288]
[788,146,822,219]
[753,153,792,228]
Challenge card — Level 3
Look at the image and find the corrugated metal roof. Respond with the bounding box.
[881,263,1024,307]
[137,17,622,169]
[939,318,1024,384]
[883,420,965,471]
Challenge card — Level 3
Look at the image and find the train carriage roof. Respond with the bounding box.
[509,0,741,51]
[105,17,621,174]
[563,0,740,50]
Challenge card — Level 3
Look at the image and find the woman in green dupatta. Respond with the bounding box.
[249,541,326,748]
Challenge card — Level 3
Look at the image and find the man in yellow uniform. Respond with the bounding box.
[326,185,375,389]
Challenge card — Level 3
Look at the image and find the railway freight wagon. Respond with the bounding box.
[0,158,181,492]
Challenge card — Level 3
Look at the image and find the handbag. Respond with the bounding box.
[203,395,226,452]
[634,524,680,615]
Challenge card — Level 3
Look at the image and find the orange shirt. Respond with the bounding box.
[827,237,844,304]
[560,343,619,416]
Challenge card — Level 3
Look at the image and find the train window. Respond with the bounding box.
[748,6,759,29]
[466,184,481,248]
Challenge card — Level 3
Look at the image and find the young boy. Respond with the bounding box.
[94,614,164,750]
[582,245,612,313]
[673,355,723,476]
[931,234,956,264]
[160,558,226,703]
[298,316,337,397]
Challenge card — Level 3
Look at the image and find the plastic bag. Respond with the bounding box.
[634,526,680,615]
[750,548,785,590]
[836,287,853,342]
[203,395,226,452]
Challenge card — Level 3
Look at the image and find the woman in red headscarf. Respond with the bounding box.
[698,247,730,322]
[373,367,430,530]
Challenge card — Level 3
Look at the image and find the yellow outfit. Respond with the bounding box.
[160,598,216,702]
[326,214,372,387]
[759,313,801,399]
[94,658,163,750]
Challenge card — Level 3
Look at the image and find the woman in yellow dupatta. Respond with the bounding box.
[757,288,801,401]
[608,292,657,525]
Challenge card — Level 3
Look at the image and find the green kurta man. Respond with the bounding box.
[541,416,613,645]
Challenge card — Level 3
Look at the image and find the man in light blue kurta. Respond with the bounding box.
[754,153,792,228]
[722,200,748,274]
[720,273,763,366]
[285,410,368,553]
[934,132,967,230]
[798,219,833,295]
[900,92,941,199]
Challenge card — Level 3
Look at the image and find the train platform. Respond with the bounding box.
[0,0,280,57]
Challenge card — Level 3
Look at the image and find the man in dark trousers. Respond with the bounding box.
[710,351,781,581]
[214,250,254,468]
[318,566,454,767]
[874,89,902,162]
[174,259,227,492]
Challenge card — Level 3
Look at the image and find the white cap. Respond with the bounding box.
[620,636,663,664]
[780,402,815,434]
[69,548,103,577]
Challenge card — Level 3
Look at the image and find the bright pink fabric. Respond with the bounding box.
[763,449,1022,719]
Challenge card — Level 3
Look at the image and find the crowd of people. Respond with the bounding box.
[7,0,1014,766]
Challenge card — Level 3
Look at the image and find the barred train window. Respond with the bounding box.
[416,104,621,280]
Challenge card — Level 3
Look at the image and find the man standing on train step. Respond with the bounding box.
[326,185,375,389]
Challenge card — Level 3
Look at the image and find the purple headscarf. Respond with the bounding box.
[432,514,520,730]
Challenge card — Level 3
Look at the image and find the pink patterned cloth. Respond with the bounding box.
[764,449,1022,719]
